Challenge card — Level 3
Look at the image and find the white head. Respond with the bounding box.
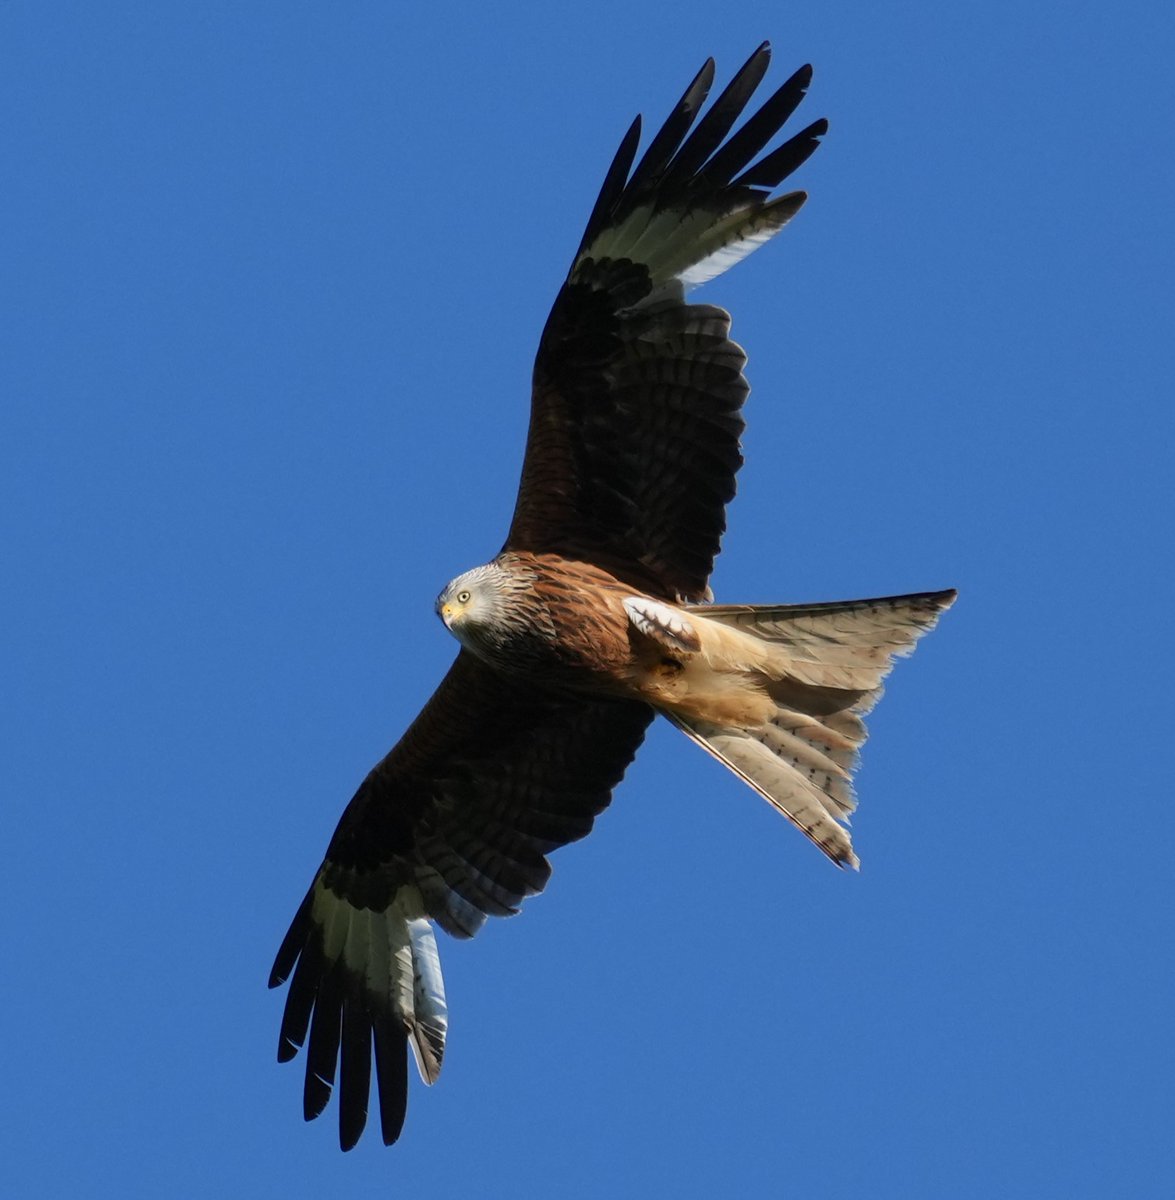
[435,562,516,651]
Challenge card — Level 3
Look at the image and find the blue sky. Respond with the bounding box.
[4,2,1173,1196]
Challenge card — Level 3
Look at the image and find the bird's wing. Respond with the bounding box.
[505,42,826,602]
[269,650,652,1148]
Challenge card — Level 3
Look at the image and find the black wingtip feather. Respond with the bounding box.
[303,969,343,1121]
[372,1021,409,1147]
[733,118,829,189]
[303,1072,332,1123]
[269,887,314,988]
[338,994,373,1151]
[577,114,642,259]
[661,42,772,186]
[624,56,716,197]
[277,930,324,1060]
[571,50,824,274]
[699,62,817,187]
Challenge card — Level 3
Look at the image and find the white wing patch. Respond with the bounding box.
[581,193,806,299]
[310,879,449,1085]
[624,596,701,653]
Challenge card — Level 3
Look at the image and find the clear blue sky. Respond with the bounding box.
[4,3,1172,1197]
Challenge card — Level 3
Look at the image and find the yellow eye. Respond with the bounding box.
[457,590,471,604]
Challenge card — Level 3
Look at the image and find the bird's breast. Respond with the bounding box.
[465,555,636,692]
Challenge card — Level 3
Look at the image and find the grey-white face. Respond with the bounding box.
[435,564,505,647]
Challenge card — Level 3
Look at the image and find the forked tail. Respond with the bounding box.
[671,589,956,866]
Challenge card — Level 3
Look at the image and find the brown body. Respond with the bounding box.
[442,549,953,870]
[449,551,777,720]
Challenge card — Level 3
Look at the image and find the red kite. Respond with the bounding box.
[270,42,955,1150]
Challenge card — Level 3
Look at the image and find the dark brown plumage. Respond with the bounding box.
[509,55,825,601]
[270,42,954,1151]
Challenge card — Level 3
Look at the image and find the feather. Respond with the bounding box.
[406,919,448,1084]
[657,591,957,865]
[699,62,816,186]
[575,115,643,261]
[270,882,454,1149]
[623,595,701,652]
[662,42,772,185]
[372,1021,409,1146]
[338,985,372,1152]
[670,714,859,867]
[624,57,715,197]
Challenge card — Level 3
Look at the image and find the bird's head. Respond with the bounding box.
[435,563,507,641]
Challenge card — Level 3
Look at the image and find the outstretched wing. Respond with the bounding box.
[506,42,827,603]
[270,651,652,1149]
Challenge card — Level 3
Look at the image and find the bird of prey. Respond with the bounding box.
[269,42,955,1151]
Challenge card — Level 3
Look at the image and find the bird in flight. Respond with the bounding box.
[269,41,955,1151]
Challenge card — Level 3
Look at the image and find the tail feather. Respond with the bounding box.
[761,710,857,817]
[696,590,955,687]
[669,712,860,866]
[668,589,955,866]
